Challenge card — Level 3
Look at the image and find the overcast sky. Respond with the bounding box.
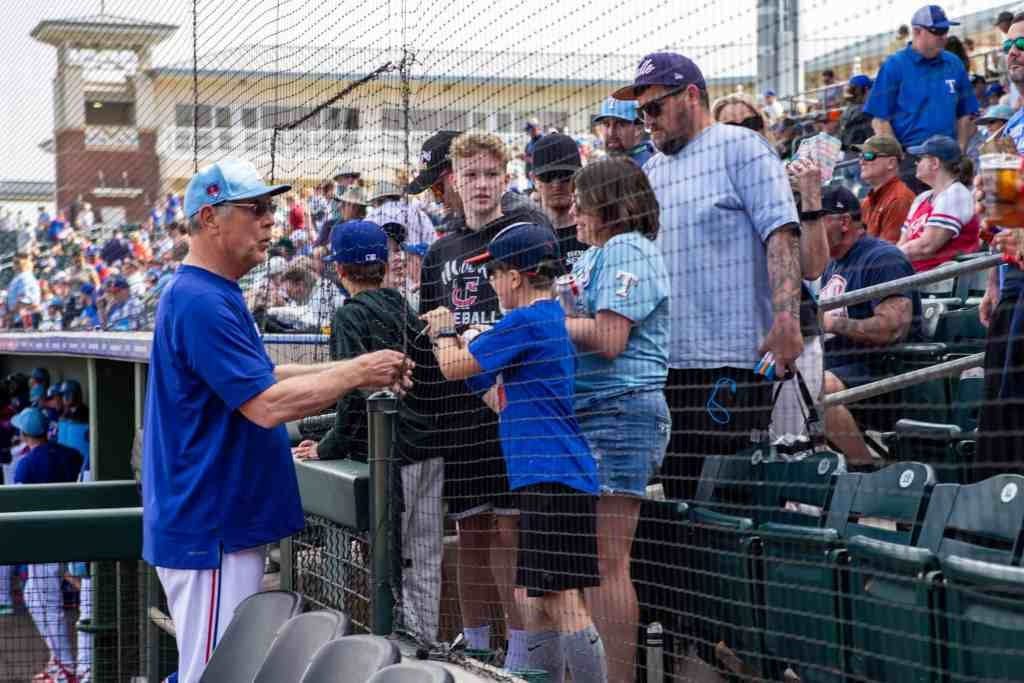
[0,0,1013,181]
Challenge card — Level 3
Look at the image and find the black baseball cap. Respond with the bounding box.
[822,185,862,219]
[531,133,582,177]
[407,130,462,195]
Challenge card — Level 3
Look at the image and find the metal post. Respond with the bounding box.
[367,391,398,636]
[822,352,984,408]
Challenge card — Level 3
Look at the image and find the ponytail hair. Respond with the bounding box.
[942,155,974,187]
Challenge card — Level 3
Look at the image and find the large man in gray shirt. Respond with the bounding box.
[614,53,804,500]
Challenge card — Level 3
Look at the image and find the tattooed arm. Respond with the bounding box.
[824,296,912,346]
[759,224,804,370]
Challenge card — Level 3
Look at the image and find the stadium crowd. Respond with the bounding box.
[8,4,1024,682]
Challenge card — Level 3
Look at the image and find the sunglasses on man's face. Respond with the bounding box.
[223,200,277,217]
[1004,37,1024,54]
[859,151,894,162]
[725,115,765,133]
[922,26,949,37]
[638,86,688,120]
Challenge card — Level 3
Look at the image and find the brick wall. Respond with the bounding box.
[54,129,161,224]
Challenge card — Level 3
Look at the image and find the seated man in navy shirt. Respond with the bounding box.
[143,158,411,683]
[818,186,922,465]
[11,406,82,681]
[864,4,979,193]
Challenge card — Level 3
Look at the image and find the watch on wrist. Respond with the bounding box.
[799,209,825,221]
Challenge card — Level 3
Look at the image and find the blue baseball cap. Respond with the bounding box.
[764,89,776,98]
[977,103,1015,125]
[465,222,560,273]
[61,379,82,401]
[184,158,290,218]
[106,274,130,290]
[12,407,47,438]
[985,83,1007,98]
[324,220,388,265]
[612,52,706,100]
[907,134,962,161]
[45,385,62,399]
[592,97,641,124]
[849,74,873,89]
[31,367,50,385]
[911,5,959,29]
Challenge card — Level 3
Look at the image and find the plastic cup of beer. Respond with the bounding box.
[980,151,1024,228]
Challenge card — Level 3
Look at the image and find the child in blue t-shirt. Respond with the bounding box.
[422,222,607,682]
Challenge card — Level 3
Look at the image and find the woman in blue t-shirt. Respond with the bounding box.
[565,158,671,680]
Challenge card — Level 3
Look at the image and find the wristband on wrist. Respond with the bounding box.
[799,209,825,221]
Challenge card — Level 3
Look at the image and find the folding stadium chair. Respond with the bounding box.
[252,609,351,683]
[198,590,303,683]
[942,555,1024,681]
[299,634,401,683]
[933,306,987,355]
[892,419,964,483]
[948,363,984,434]
[756,462,936,683]
[844,474,1024,683]
[366,662,455,683]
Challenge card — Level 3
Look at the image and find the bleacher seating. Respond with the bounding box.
[253,609,350,683]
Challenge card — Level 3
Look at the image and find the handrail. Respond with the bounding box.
[818,254,1000,312]
[0,480,139,513]
[822,351,983,408]
[0,507,142,563]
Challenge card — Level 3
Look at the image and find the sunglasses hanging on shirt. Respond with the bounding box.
[725,115,765,133]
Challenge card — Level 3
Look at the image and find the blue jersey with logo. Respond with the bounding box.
[864,46,978,147]
[14,441,82,485]
[570,231,670,402]
[466,299,598,494]
[142,265,303,570]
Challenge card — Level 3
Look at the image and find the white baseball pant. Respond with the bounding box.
[76,576,92,678]
[400,457,443,644]
[0,564,10,607]
[156,546,266,683]
[25,562,74,668]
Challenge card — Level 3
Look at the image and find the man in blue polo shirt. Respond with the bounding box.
[865,4,978,193]
[143,158,411,683]
[592,98,655,167]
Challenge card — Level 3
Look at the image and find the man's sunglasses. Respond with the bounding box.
[725,115,765,133]
[859,151,894,162]
[923,26,949,37]
[638,86,687,119]
[536,169,575,184]
[223,200,277,217]
[1004,37,1024,54]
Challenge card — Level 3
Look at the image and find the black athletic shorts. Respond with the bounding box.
[662,367,773,501]
[516,483,600,597]
[440,403,514,519]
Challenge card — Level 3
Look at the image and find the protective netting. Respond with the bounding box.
[5,1,1024,682]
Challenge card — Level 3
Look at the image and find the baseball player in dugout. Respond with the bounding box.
[141,158,412,683]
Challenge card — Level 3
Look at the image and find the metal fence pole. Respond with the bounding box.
[367,391,398,636]
[822,352,985,408]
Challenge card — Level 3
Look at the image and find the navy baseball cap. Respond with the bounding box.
[612,52,706,100]
[31,367,50,384]
[45,384,62,399]
[107,274,130,290]
[911,5,959,29]
[12,407,47,438]
[592,97,641,125]
[61,379,82,401]
[532,133,582,176]
[985,83,1007,99]
[325,220,388,265]
[407,130,462,194]
[822,185,862,219]
[907,134,961,162]
[184,158,290,218]
[465,222,560,273]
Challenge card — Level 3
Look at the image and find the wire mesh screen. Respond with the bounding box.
[6,1,1024,683]
[0,560,173,683]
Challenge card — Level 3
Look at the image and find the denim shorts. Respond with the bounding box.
[576,389,671,497]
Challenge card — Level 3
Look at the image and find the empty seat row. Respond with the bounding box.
[635,451,1024,683]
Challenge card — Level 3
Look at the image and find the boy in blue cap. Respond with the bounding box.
[11,406,83,681]
[422,222,606,682]
[292,219,446,645]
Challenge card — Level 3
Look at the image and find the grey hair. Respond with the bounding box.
[187,203,229,234]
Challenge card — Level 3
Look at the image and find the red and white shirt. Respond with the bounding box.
[900,182,979,272]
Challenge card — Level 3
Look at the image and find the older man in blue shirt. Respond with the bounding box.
[865,5,979,193]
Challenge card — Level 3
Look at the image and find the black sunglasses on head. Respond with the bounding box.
[638,86,688,119]
[725,115,765,133]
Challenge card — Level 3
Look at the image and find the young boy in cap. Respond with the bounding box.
[422,222,606,682]
[11,406,83,682]
[292,220,445,645]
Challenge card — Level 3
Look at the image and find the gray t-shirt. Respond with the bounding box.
[644,122,799,369]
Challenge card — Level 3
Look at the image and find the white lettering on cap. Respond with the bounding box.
[636,58,656,78]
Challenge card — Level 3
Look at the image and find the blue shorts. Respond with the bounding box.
[576,390,671,497]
